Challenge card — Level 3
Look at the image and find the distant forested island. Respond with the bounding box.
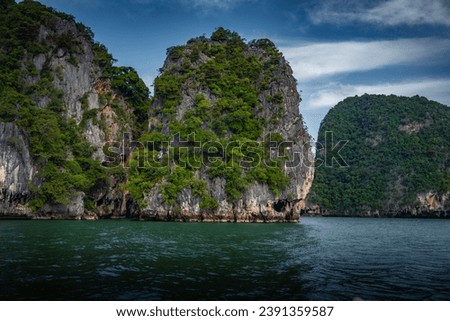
[307,94,449,218]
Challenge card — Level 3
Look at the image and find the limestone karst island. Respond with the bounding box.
[0,1,449,221]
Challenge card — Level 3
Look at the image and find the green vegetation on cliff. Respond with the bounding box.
[309,94,450,214]
[127,28,290,207]
[0,0,149,209]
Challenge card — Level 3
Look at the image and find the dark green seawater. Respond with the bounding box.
[0,217,449,300]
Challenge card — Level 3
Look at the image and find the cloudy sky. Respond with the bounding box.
[37,0,450,139]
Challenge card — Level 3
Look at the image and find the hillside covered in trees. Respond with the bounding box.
[308,94,450,217]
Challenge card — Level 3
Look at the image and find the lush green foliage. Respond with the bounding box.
[0,1,149,209]
[128,28,289,206]
[310,94,450,213]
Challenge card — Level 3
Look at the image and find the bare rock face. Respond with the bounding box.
[409,192,449,218]
[137,31,313,222]
[39,192,85,219]
[0,123,33,217]
[32,20,108,162]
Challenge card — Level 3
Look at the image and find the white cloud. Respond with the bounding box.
[364,0,450,26]
[310,0,450,26]
[305,78,450,109]
[281,38,450,81]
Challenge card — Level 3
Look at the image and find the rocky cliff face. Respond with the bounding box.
[134,30,313,222]
[305,192,450,218]
[0,123,33,217]
[25,17,132,163]
[0,1,142,219]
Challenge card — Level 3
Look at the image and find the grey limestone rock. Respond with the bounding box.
[0,123,33,217]
[139,38,314,222]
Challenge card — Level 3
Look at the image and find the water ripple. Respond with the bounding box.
[0,218,449,300]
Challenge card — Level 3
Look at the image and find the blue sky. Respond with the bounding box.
[36,0,450,140]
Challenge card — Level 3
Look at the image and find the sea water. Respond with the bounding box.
[0,217,449,300]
